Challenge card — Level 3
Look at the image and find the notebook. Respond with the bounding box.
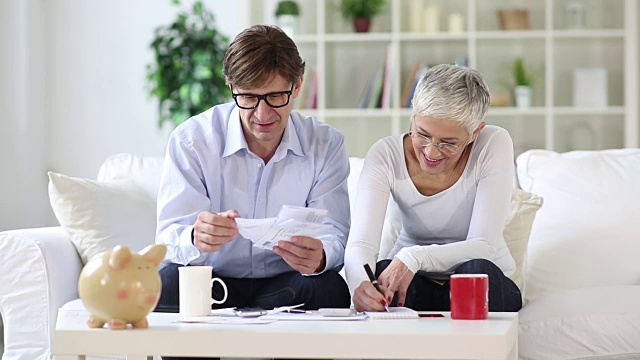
[365,307,419,319]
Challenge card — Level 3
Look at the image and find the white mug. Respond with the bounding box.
[178,266,228,318]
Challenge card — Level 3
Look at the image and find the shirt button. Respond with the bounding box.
[257,163,263,168]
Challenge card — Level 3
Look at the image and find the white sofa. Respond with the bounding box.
[1,150,639,360]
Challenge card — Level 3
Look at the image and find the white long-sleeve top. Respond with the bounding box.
[344,125,515,292]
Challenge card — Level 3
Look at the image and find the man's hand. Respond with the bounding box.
[352,280,394,312]
[192,210,239,253]
[378,258,414,307]
[273,236,325,274]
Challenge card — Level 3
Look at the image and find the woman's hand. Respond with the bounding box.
[352,280,394,312]
[378,258,414,307]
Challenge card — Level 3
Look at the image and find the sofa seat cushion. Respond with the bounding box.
[517,149,640,303]
[519,286,640,360]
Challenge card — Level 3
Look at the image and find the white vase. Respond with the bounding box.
[276,15,299,37]
[514,86,532,109]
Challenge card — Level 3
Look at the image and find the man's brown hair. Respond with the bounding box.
[223,25,305,89]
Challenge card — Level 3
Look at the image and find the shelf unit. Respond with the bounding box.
[244,0,638,157]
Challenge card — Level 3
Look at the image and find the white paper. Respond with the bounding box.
[177,317,275,324]
[236,206,331,250]
[261,313,367,321]
[276,205,327,223]
[263,303,366,321]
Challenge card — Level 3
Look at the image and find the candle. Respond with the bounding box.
[410,0,423,32]
[424,5,439,33]
[448,13,465,33]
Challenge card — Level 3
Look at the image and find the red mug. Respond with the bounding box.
[450,274,489,320]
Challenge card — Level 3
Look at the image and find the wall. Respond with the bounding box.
[47,0,245,179]
[0,0,246,231]
[0,0,49,231]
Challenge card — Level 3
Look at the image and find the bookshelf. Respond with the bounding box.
[243,0,638,157]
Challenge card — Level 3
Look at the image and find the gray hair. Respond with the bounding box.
[412,64,491,136]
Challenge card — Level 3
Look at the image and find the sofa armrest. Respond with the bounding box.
[0,226,82,360]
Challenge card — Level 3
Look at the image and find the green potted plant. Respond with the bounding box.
[339,0,386,33]
[511,57,539,108]
[275,0,301,37]
[146,0,230,128]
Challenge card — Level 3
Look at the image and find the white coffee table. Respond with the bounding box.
[54,307,517,360]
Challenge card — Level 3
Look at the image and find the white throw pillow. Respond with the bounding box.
[517,149,640,303]
[48,172,157,264]
[97,153,165,199]
[503,188,543,296]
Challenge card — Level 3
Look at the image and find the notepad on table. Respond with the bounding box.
[365,307,419,319]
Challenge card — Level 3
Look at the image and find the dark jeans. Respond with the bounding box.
[157,263,351,360]
[158,262,351,310]
[376,258,522,312]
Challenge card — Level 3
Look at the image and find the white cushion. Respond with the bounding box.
[504,188,543,297]
[97,153,165,199]
[517,149,640,303]
[519,286,640,360]
[48,172,157,264]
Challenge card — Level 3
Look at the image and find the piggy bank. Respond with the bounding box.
[78,244,167,329]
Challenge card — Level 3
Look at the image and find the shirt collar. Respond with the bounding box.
[222,106,247,157]
[278,116,305,158]
[222,107,305,159]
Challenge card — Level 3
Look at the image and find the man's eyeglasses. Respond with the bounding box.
[232,84,294,110]
[409,117,468,155]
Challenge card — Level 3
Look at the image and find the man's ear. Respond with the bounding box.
[292,76,304,98]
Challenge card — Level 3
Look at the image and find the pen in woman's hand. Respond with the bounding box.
[363,263,390,312]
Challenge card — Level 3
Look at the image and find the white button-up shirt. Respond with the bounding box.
[156,102,350,278]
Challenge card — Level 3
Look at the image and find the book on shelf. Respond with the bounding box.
[357,65,384,109]
[380,44,393,109]
[293,68,318,110]
[400,58,468,108]
[357,69,377,108]
[368,65,385,109]
[307,70,318,109]
[401,61,422,107]
[357,44,394,109]
[404,63,428,108]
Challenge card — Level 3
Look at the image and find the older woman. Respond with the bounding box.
[345,64,522,312]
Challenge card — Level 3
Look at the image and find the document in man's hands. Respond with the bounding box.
[235,205,331,250]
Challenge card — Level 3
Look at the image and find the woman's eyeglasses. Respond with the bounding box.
[409,116,468,155]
